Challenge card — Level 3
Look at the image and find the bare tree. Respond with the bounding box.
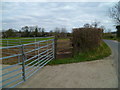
[92,21,100,28]
[41,28,45,36]
[54,27,60,33]
[99,25,105,33]
[83,23,91,28]
[60,27,67,38]
[49,30,53,36]
[109,1,120,25]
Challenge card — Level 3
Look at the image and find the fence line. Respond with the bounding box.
[1,37,55,88]
[0,36,54,47]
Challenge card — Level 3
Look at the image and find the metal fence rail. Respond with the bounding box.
[0,36,54,47]
[0,37,55,88]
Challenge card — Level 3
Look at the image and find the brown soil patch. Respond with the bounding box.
[56,39,72,59]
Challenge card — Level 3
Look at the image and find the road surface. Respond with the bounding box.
[104,40,119,88]
[104,40,118,68]
[16,40,118,88]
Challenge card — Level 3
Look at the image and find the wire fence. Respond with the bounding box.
[0,37,55,88]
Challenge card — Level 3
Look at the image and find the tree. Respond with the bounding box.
[60,27,67,38]
[54,27,60,33]
[116,25,120,37]
[41,28,45,36]
[100,25,105,30]
[61,27,67,33]
[109,1,120,37]
[34,27,38,37]
[49,30,53,36]
[2,31,7,38]
[92,21,100,28]
[109,1,120,25]
[38,28,41,32]
[5,29,16,37]
[83,23,91,28]
[21,26,30,37]
[100,25,105,33]
[54,27,61,38]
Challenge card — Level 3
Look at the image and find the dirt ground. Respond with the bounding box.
[17,55,118,88]
[56,39,72,59]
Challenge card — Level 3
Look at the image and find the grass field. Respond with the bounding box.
[1,37,54,46]
[48,41,111,65]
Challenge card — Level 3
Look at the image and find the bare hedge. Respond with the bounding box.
[72,28,103,54]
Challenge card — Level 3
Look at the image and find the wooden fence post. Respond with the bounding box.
[70,37,74,57]
[54,36,57,59]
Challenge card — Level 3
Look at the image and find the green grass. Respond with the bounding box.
[103,37,117,40]
[48,41,111,65]
[103,35,117,40]
[1,37,54,46]
[58,38,69,40]
[117,37,120,42]
[103,37,120,42]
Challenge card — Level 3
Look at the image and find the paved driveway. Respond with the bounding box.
[17,40,118,88]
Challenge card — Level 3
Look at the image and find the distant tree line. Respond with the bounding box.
[2,26,71,38]
[51,27,71,38]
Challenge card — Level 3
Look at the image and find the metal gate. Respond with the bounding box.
[0,37,55,88]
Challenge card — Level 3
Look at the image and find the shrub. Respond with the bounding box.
[72,28,103,54]
[116,25,120,37]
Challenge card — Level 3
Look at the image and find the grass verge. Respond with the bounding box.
[117,37,120,42]
[48,41,111,65]
[103,37,120,42]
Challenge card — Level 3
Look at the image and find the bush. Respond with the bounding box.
[72,28,103,54]
[116,25,120,37]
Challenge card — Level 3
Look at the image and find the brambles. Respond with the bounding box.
[72,28,103,54]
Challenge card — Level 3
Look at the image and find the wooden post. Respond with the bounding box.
[54,36,57,59]
[70,37,74,57]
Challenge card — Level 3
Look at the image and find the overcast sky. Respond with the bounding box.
[2,2,117,32]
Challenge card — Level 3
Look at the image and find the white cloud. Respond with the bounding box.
[2,0,119,2]
[2,2,117,32]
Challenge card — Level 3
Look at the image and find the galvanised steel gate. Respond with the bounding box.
[0,37,55,88]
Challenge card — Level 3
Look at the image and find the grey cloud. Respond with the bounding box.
[2,2,116,32]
